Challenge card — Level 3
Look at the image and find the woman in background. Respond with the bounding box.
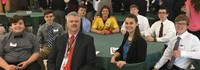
[111,14,147,68]
[185,0,200,39]
[91,5,119,34]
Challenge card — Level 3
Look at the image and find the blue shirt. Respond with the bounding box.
[81,17,91,33]
[123,39,130,61]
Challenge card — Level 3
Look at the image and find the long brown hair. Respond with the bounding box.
[100,5,111,18]
[125,14,141,45]
[191,0,200,12]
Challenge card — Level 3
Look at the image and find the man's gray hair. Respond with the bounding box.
[65,12,81,21]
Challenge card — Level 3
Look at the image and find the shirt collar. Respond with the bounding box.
[11,31,25,38]
[45,22,55,27]
[177,31,189,39]
[68,32,78,39]
[81,17,86,20]
[160,19,169,24]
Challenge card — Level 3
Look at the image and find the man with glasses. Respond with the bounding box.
[145,7,176,48]
[37,10,64,70]
[153,15,200,70]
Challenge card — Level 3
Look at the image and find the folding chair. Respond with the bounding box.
[22,15,33,33]
[0,15,9,32]
[187,59,200,70]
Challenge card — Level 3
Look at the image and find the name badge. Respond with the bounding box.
[105,23,110,26]
[10,43,17,47]
[179,44,184,49]
[53,29,59,32]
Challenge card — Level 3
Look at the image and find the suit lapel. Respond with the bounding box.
[60,34,68,60]
[72,32,83,59]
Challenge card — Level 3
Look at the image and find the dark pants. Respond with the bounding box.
[188,30,200,40]
[38,44,51,70]
[0,61,41,70]
[2,4,6,13]
[159,61,184,70]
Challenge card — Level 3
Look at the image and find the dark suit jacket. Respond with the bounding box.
[116,34,147,63]
[47,32,96,70]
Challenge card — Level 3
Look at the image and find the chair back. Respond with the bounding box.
[22,15,33,33]
[0,15,8,26]
[187,59,200,70]
[109,62,146,70]
[22,15,32,26]
[0,15,9,32]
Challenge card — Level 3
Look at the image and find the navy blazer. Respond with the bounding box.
[47,32,96,70]
[116,33,147,63]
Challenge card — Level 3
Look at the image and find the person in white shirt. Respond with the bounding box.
[121,4,150,36]
[145,8,176,47]
[153,15,200,70]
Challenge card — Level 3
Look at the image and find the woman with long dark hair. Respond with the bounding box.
[111,14,147,68]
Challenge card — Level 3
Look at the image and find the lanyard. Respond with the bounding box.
[61,36,77,70]
[64,36,77,57]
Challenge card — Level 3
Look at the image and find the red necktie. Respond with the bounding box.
[64,35,75,70]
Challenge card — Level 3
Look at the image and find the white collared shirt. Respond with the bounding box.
[145,19,176,45]
[121,14,150,36]
[154,31,200,69]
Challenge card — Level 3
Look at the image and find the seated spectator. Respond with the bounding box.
[0,15,40,70]
[77,5,91,33]
[145,8,176,48]
[37,10,64,70]
[91,5,119,34]
[80,0,95,22]
[153,15,200,70]
[111,14,147,68]
[121,4,150,36]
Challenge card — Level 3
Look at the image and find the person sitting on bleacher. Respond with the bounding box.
[91,5,119,35]
[121,4,150,36]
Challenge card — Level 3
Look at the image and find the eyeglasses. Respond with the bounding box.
[175,22,188,25]
[158,12,167,14]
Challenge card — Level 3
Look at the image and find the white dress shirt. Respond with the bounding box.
[121,14,150,36]
[154,31,200,69]
[145,19,176,45]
